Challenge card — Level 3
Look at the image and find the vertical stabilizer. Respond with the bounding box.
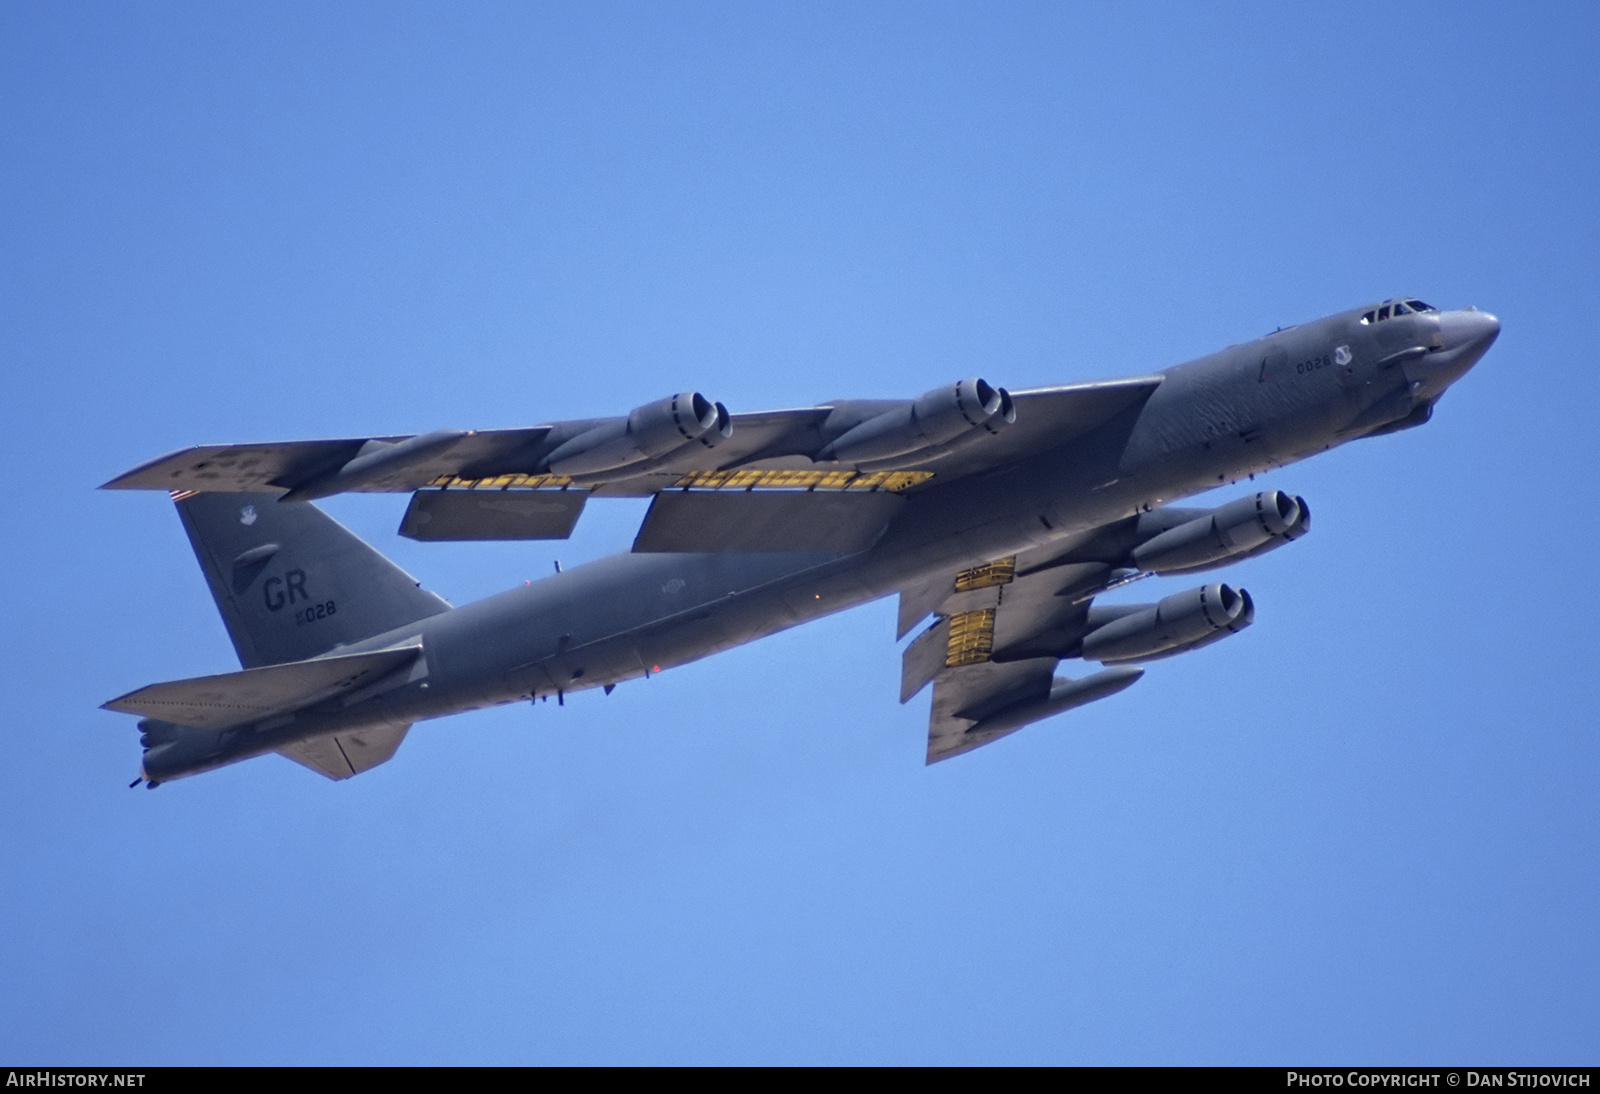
[175,492,450,668]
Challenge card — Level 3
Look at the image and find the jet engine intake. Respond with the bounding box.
[1132,490,1305,574]
[1081,582,1254,663]
[545,392,731,479]
[821,378,1014,465]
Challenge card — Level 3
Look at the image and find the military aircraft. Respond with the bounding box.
[102,298,1499,786]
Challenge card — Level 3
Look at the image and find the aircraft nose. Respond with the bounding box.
[1439,307,1501,356]
[1406,307,1499,401]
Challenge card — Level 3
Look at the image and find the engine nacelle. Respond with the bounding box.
[821,377,1013,464]
[1081,582,1254,663]
[545,392,730,478]
[1131,490,1306,574]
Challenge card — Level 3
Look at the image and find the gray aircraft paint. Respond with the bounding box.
[106,299,1500,784]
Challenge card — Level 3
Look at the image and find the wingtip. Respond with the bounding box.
[98,445,203,492]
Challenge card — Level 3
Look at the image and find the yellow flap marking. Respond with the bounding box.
[428,474,576,489]
[672,469,933,492]
[953,557,1016,592]
[945,609,996,667]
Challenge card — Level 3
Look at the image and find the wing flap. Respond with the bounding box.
[399,488,587,541]
[102,645,422,731]
[632,490,904,553]
[900,617,951,702]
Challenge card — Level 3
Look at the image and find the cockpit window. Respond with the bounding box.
[1363,299,1434,325]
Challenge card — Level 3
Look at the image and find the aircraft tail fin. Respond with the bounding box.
[174,491,450,668]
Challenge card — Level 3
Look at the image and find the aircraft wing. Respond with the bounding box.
[898,553,1146,763]
[898,485,1311,759]
[101,429,559,496]
[908,379,1161,479]
[100,379,1163,542]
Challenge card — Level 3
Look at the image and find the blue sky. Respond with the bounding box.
[3,1,1598,1064]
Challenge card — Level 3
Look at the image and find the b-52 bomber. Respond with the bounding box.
[103,298,1499,786]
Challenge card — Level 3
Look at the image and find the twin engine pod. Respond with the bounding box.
[1081,582,1255,664]
[1132,490,1309,574]
[820,377,1015,466]
[543,392,732,481]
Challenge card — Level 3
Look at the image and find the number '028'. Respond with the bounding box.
[294,601,337,625]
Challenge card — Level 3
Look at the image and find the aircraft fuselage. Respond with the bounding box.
[140,301,1499,782]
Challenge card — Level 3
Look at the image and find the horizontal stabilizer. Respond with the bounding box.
[278,723,412,780]
[399,489,587,541]
[632,490,904,553]
[103,645,422,731]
